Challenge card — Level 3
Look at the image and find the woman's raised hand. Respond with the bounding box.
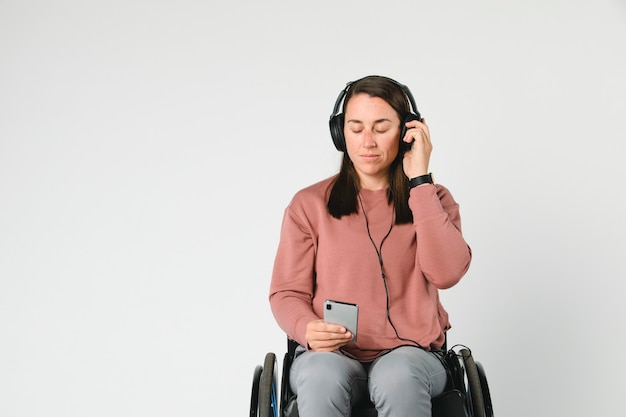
[402,118,432,179]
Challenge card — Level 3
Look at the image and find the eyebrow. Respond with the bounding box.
[346,118,393,125]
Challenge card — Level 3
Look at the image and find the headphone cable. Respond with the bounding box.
[357,193,421,347]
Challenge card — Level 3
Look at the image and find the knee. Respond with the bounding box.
[369,348,447,402]
[290,351,366,415]
[372,361,428,396]
[291,352,359,395]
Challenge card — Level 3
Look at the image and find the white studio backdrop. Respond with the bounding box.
[1,1,625,416]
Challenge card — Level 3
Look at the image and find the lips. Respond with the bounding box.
[361,154,379,161]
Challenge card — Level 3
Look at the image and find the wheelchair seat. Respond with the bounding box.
[250,336,493,417]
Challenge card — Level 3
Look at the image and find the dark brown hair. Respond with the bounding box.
[327,76,413,224]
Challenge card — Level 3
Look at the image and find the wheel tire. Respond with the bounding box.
[476,362,494,417]
[250,365,262,417]
[258,352,278,417]
[460,349,485,417]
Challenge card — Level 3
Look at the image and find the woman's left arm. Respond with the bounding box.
[410,184,472,289]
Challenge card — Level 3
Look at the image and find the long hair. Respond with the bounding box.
[327,76,413,224]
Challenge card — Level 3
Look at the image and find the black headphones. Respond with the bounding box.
[328,76,422,153]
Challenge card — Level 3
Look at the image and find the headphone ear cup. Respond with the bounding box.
[400,113,422,152]
[329,113,346,152]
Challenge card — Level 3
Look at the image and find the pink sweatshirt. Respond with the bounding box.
[269,176,471,361]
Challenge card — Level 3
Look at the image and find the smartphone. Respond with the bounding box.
[323,299,358,343]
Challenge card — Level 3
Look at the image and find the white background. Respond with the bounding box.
[1,1,625,416]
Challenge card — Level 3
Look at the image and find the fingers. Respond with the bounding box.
[403,118,431,147]
[404,117,428,131]
[305,319,354,352]
[402,118,432,178]
[310,337,352,352]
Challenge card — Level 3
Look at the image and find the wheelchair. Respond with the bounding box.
[250,336,494,417]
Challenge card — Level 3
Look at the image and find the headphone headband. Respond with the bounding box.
[330,77,420,120]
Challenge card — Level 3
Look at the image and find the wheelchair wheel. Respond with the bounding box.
[250,365,263,417]
[460,348,485,417]
[476,362,494,417]
[258,352,279,417]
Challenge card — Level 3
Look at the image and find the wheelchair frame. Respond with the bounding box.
[250,337,494,417]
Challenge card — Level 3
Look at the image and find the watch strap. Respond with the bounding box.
[408,173,434,189]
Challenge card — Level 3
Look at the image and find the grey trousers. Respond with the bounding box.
[290,345,447,417]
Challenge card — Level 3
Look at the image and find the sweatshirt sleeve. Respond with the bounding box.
[268,203,320,347]
[409,183,472,289]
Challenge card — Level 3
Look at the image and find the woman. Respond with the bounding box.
[269,75,472,417]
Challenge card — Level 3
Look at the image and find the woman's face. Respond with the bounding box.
[343,93,401,190]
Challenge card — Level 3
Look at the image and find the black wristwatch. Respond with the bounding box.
[408,173,434,189]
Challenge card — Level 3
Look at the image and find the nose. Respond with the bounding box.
[363,130,376,148]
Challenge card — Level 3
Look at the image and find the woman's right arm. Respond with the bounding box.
[269,189,353,351]
[269,206,320,347]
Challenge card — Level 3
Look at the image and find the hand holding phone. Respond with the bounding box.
[323,299,358,343]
